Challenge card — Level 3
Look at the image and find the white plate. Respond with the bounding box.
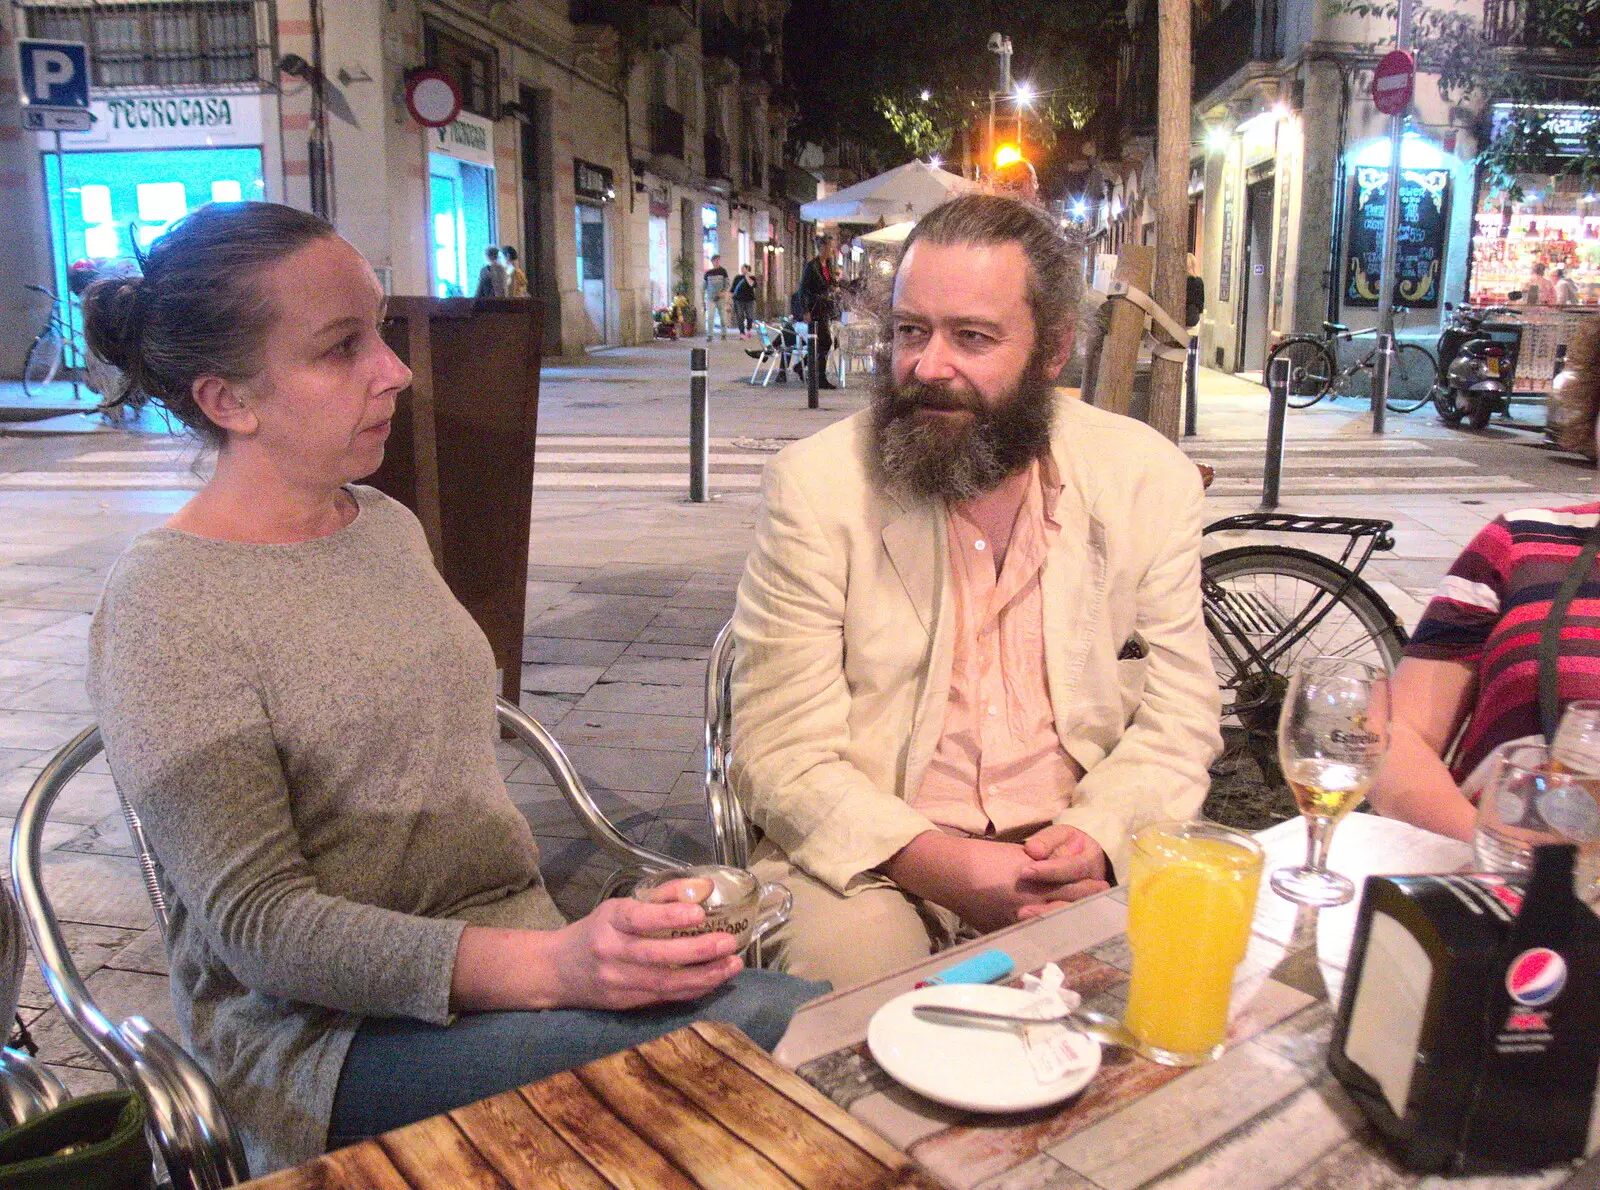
[866,984,1102,1113]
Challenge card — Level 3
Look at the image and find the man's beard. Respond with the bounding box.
[870,351,1058,503]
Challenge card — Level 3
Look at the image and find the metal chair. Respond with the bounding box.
[704,619,754,872]
[10,699,680,1188]
[0,882,68,1128]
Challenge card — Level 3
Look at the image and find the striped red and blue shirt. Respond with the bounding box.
[1406,503,1600,785]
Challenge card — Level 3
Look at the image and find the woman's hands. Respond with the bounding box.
[450,879,743,1013]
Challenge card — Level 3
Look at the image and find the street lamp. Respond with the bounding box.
[986,33,1013,176]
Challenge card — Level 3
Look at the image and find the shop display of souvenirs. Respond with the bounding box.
[1470,176,1600,306]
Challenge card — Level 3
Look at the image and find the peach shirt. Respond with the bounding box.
[910,459,1083,838]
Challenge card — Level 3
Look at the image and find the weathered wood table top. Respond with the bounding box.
[776,815,1577,1190]
[241,1020,942,1190]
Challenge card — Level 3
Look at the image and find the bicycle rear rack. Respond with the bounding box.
[1204,513,1395,573]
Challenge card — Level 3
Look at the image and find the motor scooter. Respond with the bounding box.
[1432,301,1523,430]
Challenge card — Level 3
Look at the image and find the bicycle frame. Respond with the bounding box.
[1202,513,1397,690]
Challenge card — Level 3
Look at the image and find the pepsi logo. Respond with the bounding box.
[1506,948,1567,1007]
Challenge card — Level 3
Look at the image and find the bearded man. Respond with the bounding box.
[730,195,1221,989]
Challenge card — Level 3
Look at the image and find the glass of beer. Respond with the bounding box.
[1123,821,1264,1066]
[1271,656,1391,907]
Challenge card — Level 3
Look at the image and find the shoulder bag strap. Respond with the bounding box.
[1537,515,1600,743]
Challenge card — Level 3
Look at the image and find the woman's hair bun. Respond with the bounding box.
[81,274,144,375]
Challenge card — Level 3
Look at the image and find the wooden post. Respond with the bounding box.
[1094,245,1155,417]
[1147,0,1193,442]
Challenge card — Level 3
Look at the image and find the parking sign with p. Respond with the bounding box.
[18,40,90,109]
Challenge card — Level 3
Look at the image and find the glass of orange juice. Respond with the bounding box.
[1122,820,1264,1066]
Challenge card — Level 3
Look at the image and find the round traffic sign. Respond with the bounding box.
[405,69,462,128]
[1371,50,1415,117]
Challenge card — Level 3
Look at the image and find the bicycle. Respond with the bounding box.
[22,284,122,404]
[1200,511,1408,829]
[1265,314,1437,413]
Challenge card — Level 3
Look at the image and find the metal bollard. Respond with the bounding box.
[807,330,819,410]
[1184,335,1199,438]
[1370,331,1391,434]
[1262,355,1289,511]
[689,347,709,503]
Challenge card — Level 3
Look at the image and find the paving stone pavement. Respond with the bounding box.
[0,342,1594,1096]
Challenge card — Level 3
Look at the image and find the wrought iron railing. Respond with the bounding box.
[15,0,275,91]
[1483,0,1600,46]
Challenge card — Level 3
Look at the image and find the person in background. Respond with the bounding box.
[1521,261,1557,307]
[81,202,823,1176]
[1185,252,1205,330]
[475,246,505,298]
[502,246,529,299]
[1370,317,1600,839]
[1554,265,1580,307]
[731,264,758,339]
[703,255,730,341]
[799,234,840,388]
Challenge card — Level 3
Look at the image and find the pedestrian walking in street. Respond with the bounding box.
[799,234,840,388]
[731,264,757,338]
[703,254,730,341]
[475,246,506,298]
[77,201,824,1178]
[502,246,528,298]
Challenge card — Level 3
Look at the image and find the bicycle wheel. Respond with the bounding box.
[1385,343,1438,413]
[23,326,63,397]
[1329,352,1372,402]
[1202,545,1407,829]
[1266,339,1334,408]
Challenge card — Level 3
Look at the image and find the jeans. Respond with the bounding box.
[733,299,756,334]
[326,969,826,1148]
[704,295,728,339]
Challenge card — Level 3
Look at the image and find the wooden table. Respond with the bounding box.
[242,1021,942,1189]
[775,815,1576,1190]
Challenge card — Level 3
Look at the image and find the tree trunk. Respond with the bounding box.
[1147,0,1193,442]
[1095,245,1155,417]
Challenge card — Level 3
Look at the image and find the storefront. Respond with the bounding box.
[1468,105,1600,307]
[428,111,496,298]
[39,93,269,361]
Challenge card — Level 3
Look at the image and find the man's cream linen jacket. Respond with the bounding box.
[730,394,1222,894]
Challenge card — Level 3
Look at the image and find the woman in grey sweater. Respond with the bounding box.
[81,203,822,1175]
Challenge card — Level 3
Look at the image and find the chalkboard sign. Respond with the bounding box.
[1344,165,1451,308]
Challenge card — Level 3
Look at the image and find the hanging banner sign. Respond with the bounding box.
[1344,165,1451,308]
[573,158,615,202]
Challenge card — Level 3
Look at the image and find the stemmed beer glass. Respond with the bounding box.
[1272,657,1391,906]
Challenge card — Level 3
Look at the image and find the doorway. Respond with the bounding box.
[575,201,608,342]
[429,154,495,298]
[1237,176,1276,372]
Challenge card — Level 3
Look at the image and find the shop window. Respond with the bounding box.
[423,20,497,119]
[22,2,270,88]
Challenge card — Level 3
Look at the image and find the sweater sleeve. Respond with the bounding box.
[87,550,465,1024]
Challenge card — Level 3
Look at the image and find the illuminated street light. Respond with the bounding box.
[929,155,943,169]
[1204,125,1230,152]
[920,89,931,101]
[1070,197,1088,219]
[1014,82,1034,107]
[995,143,1023,167]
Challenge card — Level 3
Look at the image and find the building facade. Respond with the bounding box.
[0,0,809,377]
[1102,0,1597,375]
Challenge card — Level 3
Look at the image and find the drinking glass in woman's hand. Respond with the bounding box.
[1272,656,1392,907]
[1553,700,1600,775]
[552,892,745,1011]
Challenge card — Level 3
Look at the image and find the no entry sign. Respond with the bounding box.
[1371,50,1415,116]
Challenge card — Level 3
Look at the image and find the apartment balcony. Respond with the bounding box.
[1192,0,1272,102]
[649,103,686,160]
[1484,0,1600,47]
[704,134,730,182]
[570,0,694,48]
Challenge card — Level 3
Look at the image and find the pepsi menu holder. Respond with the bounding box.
[1330,844,1600,1174]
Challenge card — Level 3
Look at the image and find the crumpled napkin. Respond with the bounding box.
[1018,963,1087,1083]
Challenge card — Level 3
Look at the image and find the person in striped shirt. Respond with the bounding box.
[1371,352,1600,837]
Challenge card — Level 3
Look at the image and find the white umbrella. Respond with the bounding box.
[800,161,977,225]
[858,221,916,245]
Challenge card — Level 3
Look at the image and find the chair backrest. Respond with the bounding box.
[704,620,752,870]
[10,726,249,1190]
[0,885,68,1128]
